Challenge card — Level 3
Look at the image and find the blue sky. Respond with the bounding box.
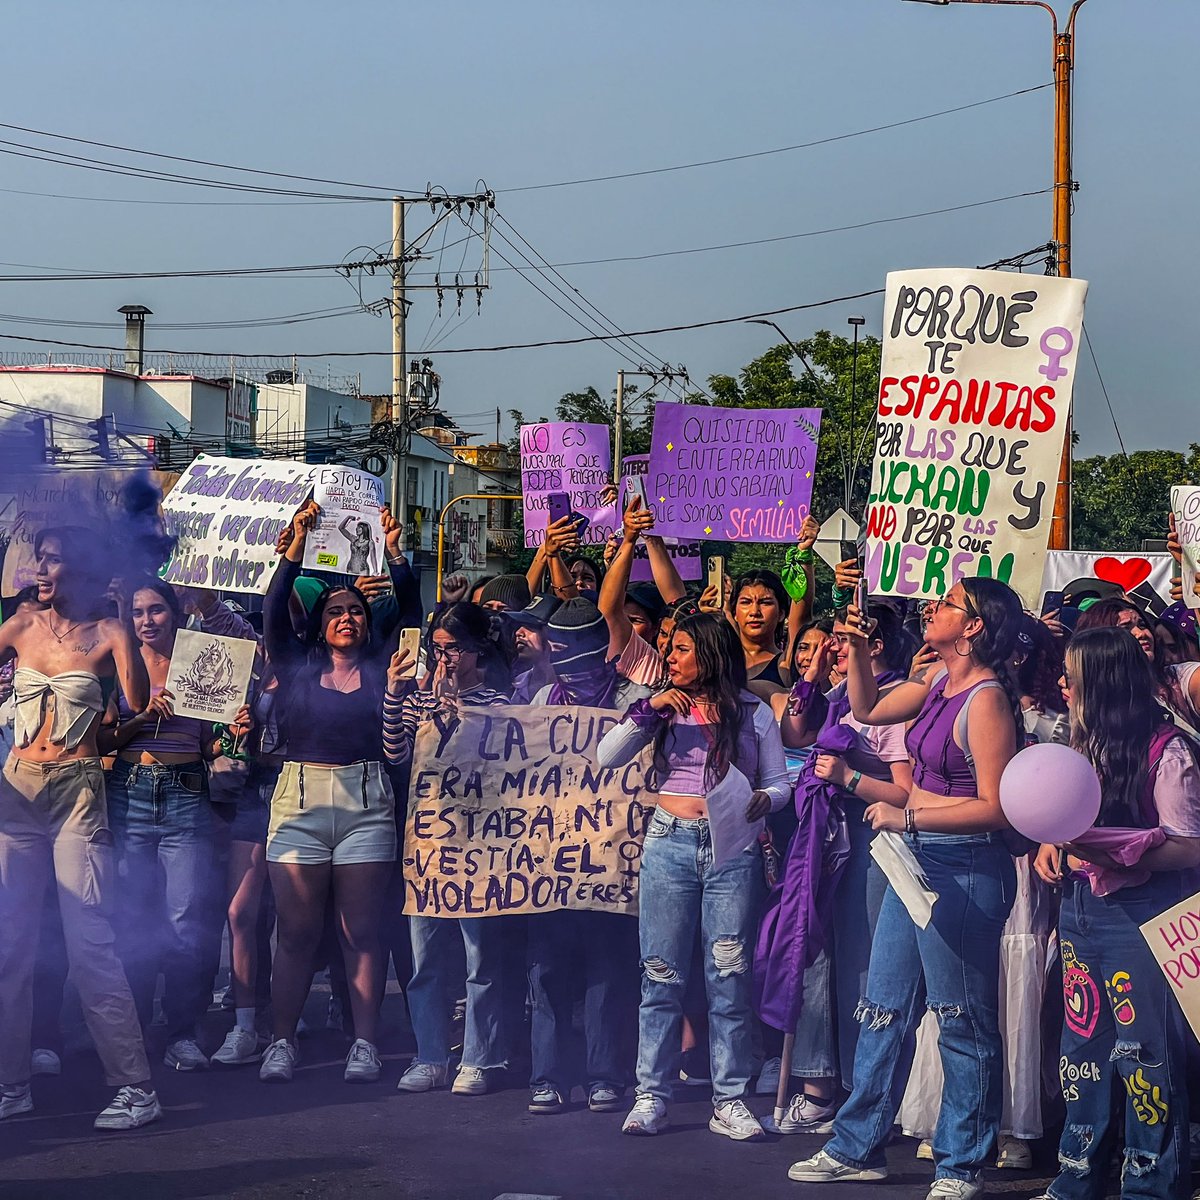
[1,0,1194,456]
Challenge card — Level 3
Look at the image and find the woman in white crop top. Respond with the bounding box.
[597,612,790,1141]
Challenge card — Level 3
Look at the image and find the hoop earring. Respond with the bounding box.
[954,635,974,658]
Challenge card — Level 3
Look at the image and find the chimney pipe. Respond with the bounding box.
[117,305,152,375]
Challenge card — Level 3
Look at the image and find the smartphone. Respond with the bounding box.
[707,555,726,601]
[840,539,860,566]
[625,475,648,511]
[855,577,870,623]
[569,511,591,539]
[1040,589,1065,617]
[397,627,421,679]
[547,492,571,525]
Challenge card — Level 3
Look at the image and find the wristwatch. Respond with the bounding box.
[845,770,863,794]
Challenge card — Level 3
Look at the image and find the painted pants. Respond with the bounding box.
[1048,875,1191,1200]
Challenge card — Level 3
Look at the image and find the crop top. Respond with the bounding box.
[13,669,105,750]
[905,675,985,798]
[116,687,208,757]
[286,680,384,766]
[596,693,792,811]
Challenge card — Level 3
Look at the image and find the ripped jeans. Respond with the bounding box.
[1048,874,1190,1200]
[824,832,1015,1181]
[634,810,763,1104]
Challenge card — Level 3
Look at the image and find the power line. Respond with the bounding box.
[0,286,887,359]
[502,83,1053,192]
[0,118,413,195]
[1081,322,1128,459]
[0,184,376,207]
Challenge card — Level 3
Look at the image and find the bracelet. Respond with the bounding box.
[904,808,916,835]
[846,770,862,795]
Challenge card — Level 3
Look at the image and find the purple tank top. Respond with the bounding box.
[905,676,978,798]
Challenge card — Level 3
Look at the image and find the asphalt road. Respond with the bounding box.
[1,993,1066,1200]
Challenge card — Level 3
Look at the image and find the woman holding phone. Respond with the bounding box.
[790,577,1023,1197]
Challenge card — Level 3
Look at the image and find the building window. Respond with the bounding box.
[406,466,419,507]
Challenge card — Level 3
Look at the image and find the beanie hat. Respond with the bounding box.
[625,584,666,623]
[545,597,609,674]
[292,575,325,614]
[479,574,532,611]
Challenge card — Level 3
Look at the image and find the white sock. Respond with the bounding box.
[235,1007,256,1033]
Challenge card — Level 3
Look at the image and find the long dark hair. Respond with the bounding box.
[303,582,375,659]
[960,576,1025,730]
[652,612,751,791]
[429,601,512,692]
[1068,626,1168,826]
[130,577,185,636]
[1015,614,1066,714]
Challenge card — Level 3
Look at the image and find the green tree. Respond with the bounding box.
[706,329,881,577]
[1071,446,1200,551]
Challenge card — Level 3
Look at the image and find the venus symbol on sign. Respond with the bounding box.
[1038,327,1074,382]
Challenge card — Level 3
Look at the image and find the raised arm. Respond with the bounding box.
[599,497,655,658]
[781,516,820,666]
[104,610,150,714]
[844,608,934,725]
[264,501,319,674]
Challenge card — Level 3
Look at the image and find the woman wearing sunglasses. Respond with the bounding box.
[791,577,1024,1200]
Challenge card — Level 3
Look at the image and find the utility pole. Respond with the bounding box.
[391,197,408,541]
[614,370,626,470]
[903,0,1089,551]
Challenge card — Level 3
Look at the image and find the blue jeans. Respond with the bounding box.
[407,915,515,1070]
[107,760,220,1042]
[1048,875,1190,1200]
[528,909,637,1091]
[793,796,894,1088]
[635,810,764,1104]
[825,832,1015,1181]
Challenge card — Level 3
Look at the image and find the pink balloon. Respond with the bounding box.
[999,743,1101,844]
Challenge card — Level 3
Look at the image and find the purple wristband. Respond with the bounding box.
[788,679,819,712]
[624,697,669,730]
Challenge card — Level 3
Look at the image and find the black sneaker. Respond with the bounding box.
[528,1084,565,1114]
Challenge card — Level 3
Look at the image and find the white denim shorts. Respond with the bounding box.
[266,759,397,866]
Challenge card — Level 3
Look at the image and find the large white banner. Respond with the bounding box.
[864,268,1087,605]
[161,454,314,595]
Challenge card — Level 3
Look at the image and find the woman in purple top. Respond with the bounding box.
[791,577,1023,1198]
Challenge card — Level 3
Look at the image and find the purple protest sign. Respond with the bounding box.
[646,404,821,543]
[520,422,616,549]
[620,455,702,581]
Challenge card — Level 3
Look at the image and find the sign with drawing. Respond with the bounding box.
[303,465,386,576]
[165,629,256,724]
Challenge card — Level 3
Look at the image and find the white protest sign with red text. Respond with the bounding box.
[864,268,1087,606]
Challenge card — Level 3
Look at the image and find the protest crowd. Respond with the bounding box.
[4,274,1200,1200]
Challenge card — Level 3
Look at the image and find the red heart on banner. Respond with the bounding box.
[1093,556,1153,593]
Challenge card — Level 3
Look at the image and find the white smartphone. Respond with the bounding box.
[397,627,421,679]
[626,475,649,510]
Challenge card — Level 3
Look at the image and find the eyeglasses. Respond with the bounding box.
[431,642,465,660]
[926,595,975,618]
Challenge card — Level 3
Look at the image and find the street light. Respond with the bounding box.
[847,317,866,512]
[900,0,1089,549]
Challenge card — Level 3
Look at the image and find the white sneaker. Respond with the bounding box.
[31,1049,61,1076]
[259,1038,298,1083]
[164,1038,210,1072]
[451,1065,488,1096]
[774,1092,838,1134]
[916,1139,934,1161]
[344,1039,382,1083]
[756,1056,782,1095]
[996,1135,1032,1170]
[0,1083,33,1121]
[622,1092,668,1136]
[93,1086,162,1131]
[212,1027,262,1066]
[788,1149,889,1183]
[397,1061,449,1093]
[927,1179,984,1200]
[710,1098,766,1141]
